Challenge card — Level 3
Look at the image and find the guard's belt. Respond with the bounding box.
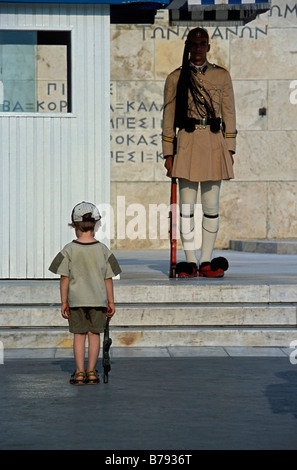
[182,117,221,134]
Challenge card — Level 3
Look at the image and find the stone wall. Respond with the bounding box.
[110,0,297,250]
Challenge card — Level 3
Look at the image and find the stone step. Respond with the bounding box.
[0,277,296,349]
[1,281,297,304]
[0,304,296,328]
[0,327,295,349]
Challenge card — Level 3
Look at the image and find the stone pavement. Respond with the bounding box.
[1,350,297,451]
[1,247,297,451]
[113,247,297,286]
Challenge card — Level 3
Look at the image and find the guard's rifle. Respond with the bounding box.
[169,177,177,278]
[103,317,112,383]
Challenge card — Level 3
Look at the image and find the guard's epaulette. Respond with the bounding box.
[169,66,182,76]
[211,63,227,71]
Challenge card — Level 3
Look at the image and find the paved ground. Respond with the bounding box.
[114,248,297,286]
[1,350,297,451]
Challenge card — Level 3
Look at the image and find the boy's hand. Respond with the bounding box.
[106,302,115,318]
[61,302,70,319]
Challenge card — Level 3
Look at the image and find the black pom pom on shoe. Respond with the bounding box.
[210,257,229,272]
[176,262,198,277]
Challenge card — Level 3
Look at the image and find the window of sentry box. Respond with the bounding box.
[0,30,71,113]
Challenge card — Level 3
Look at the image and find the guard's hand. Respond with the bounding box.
[229,151,234,165]
[164,156,173,178]
[61,302,70,319]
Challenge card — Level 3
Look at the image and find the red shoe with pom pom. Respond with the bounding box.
[176,262,198,278]
[199,257,229,278]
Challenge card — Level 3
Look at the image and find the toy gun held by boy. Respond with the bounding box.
[103,317,112,383]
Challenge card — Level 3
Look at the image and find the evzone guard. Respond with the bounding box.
[162,27,237,278]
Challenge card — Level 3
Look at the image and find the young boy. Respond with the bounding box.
[49,201,121,385]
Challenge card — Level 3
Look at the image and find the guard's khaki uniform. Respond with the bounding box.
[162,61,236,182]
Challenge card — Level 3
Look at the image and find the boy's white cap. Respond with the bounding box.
[71,201,101,222]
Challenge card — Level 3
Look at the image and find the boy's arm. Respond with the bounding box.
[60,275,70,318]
[104,278,115,318]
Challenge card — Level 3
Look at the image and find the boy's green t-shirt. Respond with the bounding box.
[49,241,121,308]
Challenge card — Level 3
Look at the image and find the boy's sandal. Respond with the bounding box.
[69,371,85,385]
[85,370,100,385]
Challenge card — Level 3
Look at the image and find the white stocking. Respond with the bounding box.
[178,179,222,265]
[200,180,221,264]
[178,179,198,264]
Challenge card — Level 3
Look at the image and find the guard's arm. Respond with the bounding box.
[162,72,179,163]
[221,71,237,155]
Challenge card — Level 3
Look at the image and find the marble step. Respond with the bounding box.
[0,304,296,328]
[0,326,295,349]
[0,280,296,349]
[0,282,296,304]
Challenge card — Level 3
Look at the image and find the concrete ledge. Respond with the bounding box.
[0,304,296,327]
[230,239,297,254]
[1,282,297,304]
[1,346,291,359]
[1,327,296,349]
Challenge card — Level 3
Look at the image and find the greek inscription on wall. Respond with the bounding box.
[138,3,297,41]
[110,81,164,171]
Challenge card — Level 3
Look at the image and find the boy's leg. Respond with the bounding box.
[73,333,87,376]
[87,331,100,378]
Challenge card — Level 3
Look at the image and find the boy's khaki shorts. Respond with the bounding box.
[68,307,107,334]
